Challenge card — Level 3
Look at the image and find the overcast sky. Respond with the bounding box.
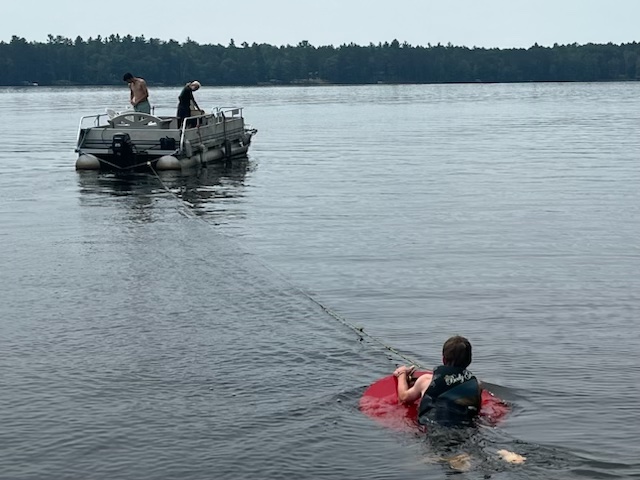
[2,0,638,49]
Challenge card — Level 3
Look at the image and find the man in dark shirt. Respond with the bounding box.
[177,80,202,128]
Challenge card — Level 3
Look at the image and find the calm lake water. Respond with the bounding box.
[1,82,639,479]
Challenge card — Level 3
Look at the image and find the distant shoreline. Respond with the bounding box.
[6,79,639,88]
[3,38,639,86]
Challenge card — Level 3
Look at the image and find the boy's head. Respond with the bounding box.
[442,336,472,368]
[123,72,134,83]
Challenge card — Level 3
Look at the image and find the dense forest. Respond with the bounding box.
[1,34,640,86]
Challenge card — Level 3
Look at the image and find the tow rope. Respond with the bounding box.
[147,161,425,369]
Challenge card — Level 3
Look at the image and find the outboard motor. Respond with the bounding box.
[111,133,135,167]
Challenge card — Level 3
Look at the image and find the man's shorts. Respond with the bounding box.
[134,100,151,114]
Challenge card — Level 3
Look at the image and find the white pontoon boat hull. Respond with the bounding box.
[75,108,257,171]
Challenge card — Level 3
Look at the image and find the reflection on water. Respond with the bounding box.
[77,157,254,222]
[77,156,252,198]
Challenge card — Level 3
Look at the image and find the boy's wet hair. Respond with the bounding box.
[122,72,133,81]
[442,336,472,368]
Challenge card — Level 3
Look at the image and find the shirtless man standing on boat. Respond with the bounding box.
[122,72,151,113]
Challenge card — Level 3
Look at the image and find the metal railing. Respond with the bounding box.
[76,114,108,150]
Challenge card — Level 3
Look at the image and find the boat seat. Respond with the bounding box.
[108,112,170,128]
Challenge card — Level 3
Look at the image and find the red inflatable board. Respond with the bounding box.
[359,371,510,432]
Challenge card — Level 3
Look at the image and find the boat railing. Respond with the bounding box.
[178,108,244,154]
[213,107,244,119]
[179,122,186,154]
[76,114,108,149]
[178,111,208,155]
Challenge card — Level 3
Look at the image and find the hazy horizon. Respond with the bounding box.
[3,0,639,50]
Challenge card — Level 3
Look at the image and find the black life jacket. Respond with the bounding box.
[417,365,482,427]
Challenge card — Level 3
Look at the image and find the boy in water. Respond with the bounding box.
[394,335,481,426]
[394,336,526,469]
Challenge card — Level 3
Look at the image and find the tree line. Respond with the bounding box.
[1,34,640,86]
